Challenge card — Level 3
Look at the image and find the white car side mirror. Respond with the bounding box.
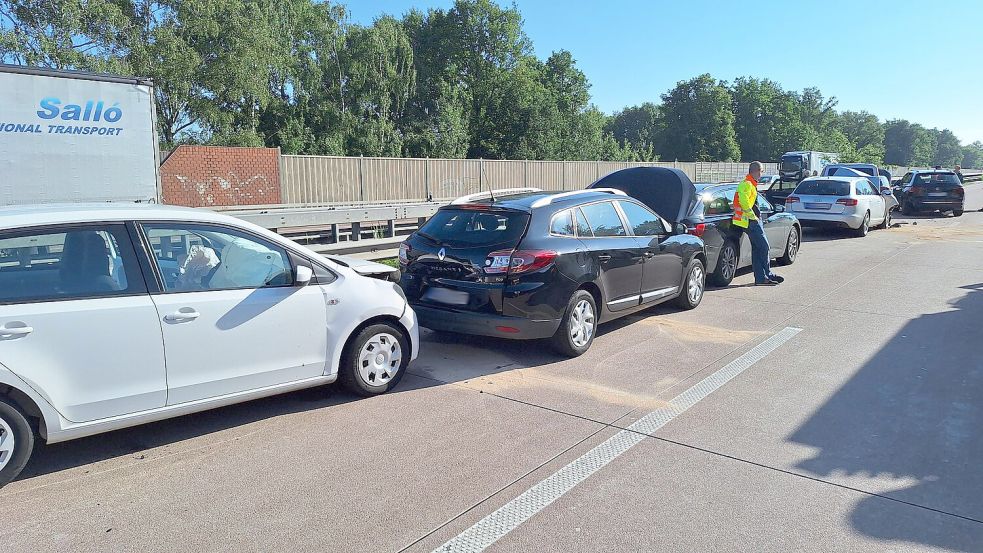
[295,265,313,286]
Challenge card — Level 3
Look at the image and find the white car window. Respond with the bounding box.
[142,224,293,292]
[0,225,143,303]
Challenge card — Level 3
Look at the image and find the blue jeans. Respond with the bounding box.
[746,220,774,283]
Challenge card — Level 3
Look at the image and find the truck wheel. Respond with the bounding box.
[777,227,800,265]
[674,258,705,310]
[710,240,738,286]
[339,324,409,396]
[0,397,35,489]
[551,290,597,358]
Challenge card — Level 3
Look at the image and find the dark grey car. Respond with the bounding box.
[589,169,802,287]
[684,183,802,286]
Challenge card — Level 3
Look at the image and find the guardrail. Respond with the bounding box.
[220,169,982,261]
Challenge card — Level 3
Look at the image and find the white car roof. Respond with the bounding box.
[0,203,238,231]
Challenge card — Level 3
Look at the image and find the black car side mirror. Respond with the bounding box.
[673,223,687,235]
[774,204,786,212]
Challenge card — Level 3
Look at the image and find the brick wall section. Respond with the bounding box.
[159,145,282,207]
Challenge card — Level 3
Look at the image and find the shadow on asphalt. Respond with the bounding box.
[16,376,442,482]
[788,282,983,551]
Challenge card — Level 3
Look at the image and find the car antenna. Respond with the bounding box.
[480,158,495,202]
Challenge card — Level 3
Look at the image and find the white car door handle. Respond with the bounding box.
[164,309,200,323]
[0,325,33,337]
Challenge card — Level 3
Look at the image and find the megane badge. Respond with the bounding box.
[437,247,446,261]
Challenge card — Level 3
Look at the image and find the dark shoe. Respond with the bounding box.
[768,275,785,283]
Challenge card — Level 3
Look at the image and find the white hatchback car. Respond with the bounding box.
[787,176,898,237]
[0,204,418,487]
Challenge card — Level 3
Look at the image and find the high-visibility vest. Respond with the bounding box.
[732,176,758,228]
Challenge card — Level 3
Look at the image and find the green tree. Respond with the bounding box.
[607,103,662,161]
[932,129,963,167]
[730,77,814,161]
[962,141,983,169]
[660,74,740,161]
[0,0,129,71]
[836,111,885,163]
[884,119,935,165]
[337,16,415,156]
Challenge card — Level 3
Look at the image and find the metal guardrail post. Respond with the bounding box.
[358,155,365,202]
[424,157,430,200]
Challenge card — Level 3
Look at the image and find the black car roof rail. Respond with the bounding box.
[529,188,627,208]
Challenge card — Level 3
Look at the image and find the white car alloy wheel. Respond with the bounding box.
[569,298,596,348]
[0,415,14,473]
[856,212,870,237]
[687,263,705,304]
[358,332,403,386]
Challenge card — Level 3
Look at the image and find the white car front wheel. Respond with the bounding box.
[339,323,409,396]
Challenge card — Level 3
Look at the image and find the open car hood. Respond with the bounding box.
[588,167,698,224]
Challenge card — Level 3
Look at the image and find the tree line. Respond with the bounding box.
[3,0,980,167]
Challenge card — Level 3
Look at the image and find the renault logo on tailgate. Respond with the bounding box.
[437,247,446,261]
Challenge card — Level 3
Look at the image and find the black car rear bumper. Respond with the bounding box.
[907,198,964,211]
[411,303,561,340]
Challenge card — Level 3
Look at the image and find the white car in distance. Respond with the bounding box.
[786,176,896,237]
[756,174,780,191]
[0,204,418,487]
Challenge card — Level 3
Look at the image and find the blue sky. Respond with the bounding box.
[347,0,983,144]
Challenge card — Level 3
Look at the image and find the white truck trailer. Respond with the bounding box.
[779,151,839,183]
[0,64,160,205]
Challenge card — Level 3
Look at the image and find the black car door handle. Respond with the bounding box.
[598,254,612,262]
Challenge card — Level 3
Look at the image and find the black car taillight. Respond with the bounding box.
[687,223,706,237]
[485,249,557,275]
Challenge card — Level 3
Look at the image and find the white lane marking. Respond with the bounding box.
[433,326,803,553]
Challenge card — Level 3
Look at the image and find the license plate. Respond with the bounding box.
[927,192,947,197]
[805,203,830,210]
[423,287,469,305]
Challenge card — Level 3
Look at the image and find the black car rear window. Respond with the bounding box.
[795,180,850,196]
[913,173,960,185]
[419,208,529,246]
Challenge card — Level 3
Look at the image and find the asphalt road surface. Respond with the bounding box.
[4,185,983,553]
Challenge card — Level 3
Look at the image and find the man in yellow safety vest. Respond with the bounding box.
[732,161,783,286]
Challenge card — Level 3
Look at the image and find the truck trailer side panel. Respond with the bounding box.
[0,65,159,205]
